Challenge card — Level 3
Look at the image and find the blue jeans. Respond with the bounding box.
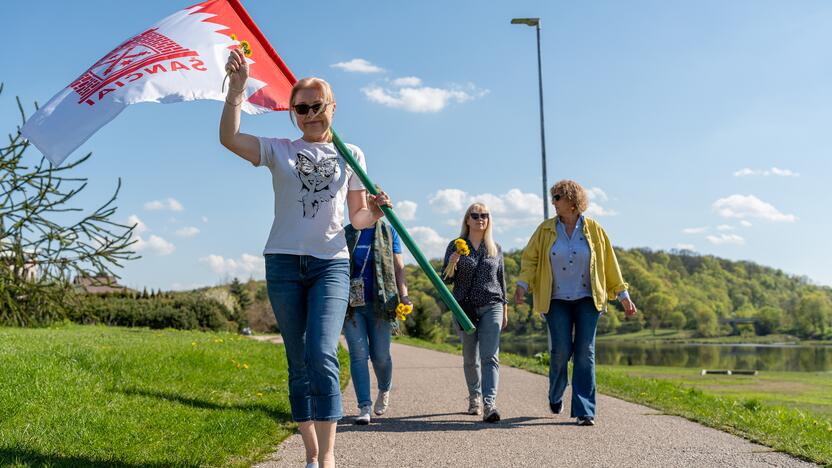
[546,297,600,418]
[265,254,350,422]
[459,303,503,407]
[342,303,393,408]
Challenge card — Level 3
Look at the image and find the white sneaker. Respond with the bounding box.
[374,391,390,416]
[355,405,372,425]
[467,395,482,416]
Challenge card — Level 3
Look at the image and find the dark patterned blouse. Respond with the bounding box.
[441,239,507,307]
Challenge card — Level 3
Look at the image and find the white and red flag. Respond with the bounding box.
[21,0,296,166]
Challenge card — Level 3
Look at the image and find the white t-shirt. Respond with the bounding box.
[257,137,367,259]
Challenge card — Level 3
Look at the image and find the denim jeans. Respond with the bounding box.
[265,254,350,422]
[459,303,503,407]
[545,296,600,418]
[342,303,393,408]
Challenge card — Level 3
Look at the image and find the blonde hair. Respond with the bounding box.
[289,77,336,142]
[550,179,589,214]
[459,203,498,257]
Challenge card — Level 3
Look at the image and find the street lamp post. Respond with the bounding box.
[511,17,549,220]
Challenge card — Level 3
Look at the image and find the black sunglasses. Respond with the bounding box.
[470,212,490,220]
[293,102,329,115]
[553,194,563,202]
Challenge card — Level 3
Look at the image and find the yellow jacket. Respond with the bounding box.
[518,216,629,314]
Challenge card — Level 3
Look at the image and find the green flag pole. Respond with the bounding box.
[331,129,475,333]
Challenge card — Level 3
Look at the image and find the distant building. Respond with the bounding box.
[73,274,134,295]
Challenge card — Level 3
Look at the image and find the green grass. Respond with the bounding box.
[0,324,350,467]
[393,335,832,465]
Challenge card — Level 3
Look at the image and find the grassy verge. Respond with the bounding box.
[0,324,349,467]
[393,335,832,465]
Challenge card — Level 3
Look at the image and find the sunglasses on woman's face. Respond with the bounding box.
[553,194,563,202]
[470,212,490,220]
[293,102,328,115]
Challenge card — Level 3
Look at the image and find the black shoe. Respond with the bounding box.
[549,401,563,414]
[577,416,595,426]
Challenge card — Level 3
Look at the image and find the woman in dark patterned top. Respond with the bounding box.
[442,202,508,423]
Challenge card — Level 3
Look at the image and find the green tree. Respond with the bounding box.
[598,309,622,335]
[754,306,783,336]
[0,85,137,326]
[229,277,252,311]
[669,311,686,331]
[794,292,832,338]
[693,304,719,337]
[644,292,678,334]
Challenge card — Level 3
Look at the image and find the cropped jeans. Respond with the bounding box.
[265,254,350,422]
[342,303,393,408]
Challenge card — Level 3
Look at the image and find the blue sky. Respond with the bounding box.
[2,0,830,290]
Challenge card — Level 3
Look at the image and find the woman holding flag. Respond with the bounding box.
[220,48,391,468]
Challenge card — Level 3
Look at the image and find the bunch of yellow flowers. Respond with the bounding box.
[396,302,414,321]
[442,238,470,279]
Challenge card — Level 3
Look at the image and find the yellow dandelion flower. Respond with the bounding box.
[191,342,197,346]
[240,40,252,57]
[243,363,249,369]
[256,392,264,397]
[454,238,470,256]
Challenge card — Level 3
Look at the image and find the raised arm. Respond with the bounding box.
[219,48,261,166]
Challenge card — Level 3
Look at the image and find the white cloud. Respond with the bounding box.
[199,253,265,278]
[675,243,696,251]
[127,214,148,234]
[429,189,469,213]
[740,220,753,227]
[513,237,530,248]
[706,233,745,246]
[585,203,617,217]
[175,226,200,238]
[716,224,735,231]
[144,198,183,212]
[712,194,796,222]
[331,58,384,73]
[733,167,799,177]
[134,234,175,255]
[682,226,708,234]
[428,188,545,226]
[362,82,486,113]
[586,187,609,202]
[395,200,418,221]
[582,187,616,216]
[404,226,449,263]
[391,76,422,87]
[770,167,799,177]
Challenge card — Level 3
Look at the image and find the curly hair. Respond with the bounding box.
[550,180,589,214]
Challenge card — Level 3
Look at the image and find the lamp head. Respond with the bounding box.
[511,17,540,27]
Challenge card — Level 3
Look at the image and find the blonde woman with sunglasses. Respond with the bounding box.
[441,203,508,423]
[220,49,392,468]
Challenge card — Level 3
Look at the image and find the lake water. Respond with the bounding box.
[496,337,832,372]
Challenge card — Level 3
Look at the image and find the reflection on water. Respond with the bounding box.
[498,338,832,372]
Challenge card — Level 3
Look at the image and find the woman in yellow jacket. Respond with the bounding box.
[515,180,637,426]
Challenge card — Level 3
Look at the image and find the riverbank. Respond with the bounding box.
[499,329,832,346]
